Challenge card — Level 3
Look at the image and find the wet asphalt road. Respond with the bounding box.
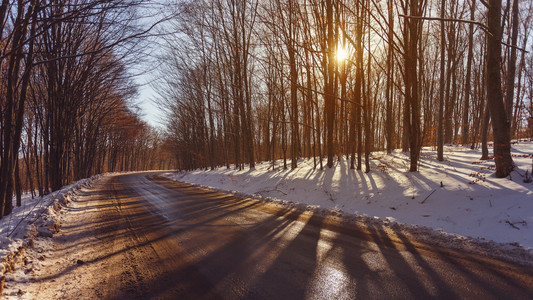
[41,172,533,299]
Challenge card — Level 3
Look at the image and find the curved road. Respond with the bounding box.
[21,173,533,299]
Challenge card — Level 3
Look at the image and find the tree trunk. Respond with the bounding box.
[325,0,335,168]
[505,0,519,138]
[462,0,475,145]
[486,0,514,177]
[405,0,423,172]
[289,39,298,169]
[481,104,490,159]
[15,159,22,207]
[364,3,371,173]
[385,0,394,154]
[437,0,446,160]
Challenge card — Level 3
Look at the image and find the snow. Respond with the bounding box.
[161,141,533,263]
[0,174,102,295]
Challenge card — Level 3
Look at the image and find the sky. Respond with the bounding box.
[135,75,165,129]
[130,0,175,130]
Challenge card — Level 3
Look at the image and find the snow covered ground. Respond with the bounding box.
[0,174,102,296]
[162,141,533,261]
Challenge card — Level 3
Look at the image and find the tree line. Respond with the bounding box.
[0,0,171,219]
[159,0,532,178]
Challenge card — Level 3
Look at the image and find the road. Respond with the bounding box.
[18,173,533,299]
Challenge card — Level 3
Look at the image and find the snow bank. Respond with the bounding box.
[0,175,103,286]
[162,141,533,265]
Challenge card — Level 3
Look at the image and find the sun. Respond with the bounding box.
[336,46,348,62]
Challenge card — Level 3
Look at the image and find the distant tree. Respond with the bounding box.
[462,0,475,146]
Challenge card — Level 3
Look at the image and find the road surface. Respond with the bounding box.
[15,173,533,299]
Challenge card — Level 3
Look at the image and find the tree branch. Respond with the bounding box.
[399,14,489,32]
[399,14,529,53]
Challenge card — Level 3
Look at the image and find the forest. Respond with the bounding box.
[1,0,531,219]
[0,0,172,219]
[158,0,532,180]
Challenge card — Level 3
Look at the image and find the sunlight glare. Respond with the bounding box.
[336,47,348,63]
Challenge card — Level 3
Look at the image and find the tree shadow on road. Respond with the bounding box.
[22,174,533,300]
